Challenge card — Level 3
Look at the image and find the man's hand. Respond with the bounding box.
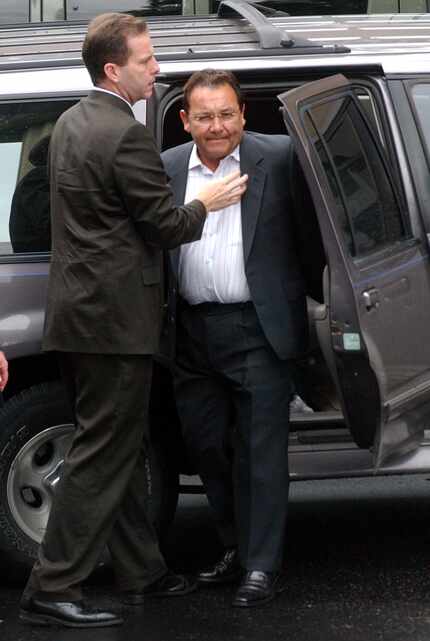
[0,351,9,392]
[195,170,248,213]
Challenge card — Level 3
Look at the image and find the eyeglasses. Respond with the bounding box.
[189,110,239,125]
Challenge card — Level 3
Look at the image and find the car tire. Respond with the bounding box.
[0,381,179,571]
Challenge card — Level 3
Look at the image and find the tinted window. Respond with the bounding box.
[0,0,28,24]
[0,101,75,256]
[303,93,406,258]
[355,88,385,146]
[65,0,183,20]
[410,84,430,167]
[0,0,184,23]
[211,0,368,14]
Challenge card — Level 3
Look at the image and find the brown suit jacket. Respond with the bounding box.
[43,90,205,354]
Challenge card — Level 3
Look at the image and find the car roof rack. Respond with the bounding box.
[217,0,350,53]
[2,8,430,71]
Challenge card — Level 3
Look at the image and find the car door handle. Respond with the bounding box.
[362,288,380,310]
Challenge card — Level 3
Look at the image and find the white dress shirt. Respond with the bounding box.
[178,145,250,305]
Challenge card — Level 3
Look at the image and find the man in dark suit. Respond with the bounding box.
[19,17,247,629]
[162,69,308,608]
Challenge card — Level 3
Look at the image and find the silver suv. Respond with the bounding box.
[1,3,430,569]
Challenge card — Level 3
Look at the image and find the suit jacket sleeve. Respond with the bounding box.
[114,121,206,249]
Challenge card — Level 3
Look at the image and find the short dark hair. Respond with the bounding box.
[182,69,244,112]
[82,13,148,85]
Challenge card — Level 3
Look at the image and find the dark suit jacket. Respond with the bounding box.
[43,90,206,355]
[162,131,308,360]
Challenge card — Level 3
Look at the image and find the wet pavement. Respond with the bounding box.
[2,474,430,640]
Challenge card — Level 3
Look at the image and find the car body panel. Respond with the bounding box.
[288,436,430,479]
[0,259,49,359]
[278,73,430,468]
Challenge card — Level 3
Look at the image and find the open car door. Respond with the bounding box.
[278,74,430,468]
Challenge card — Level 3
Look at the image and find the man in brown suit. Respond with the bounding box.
[19,13,246,629]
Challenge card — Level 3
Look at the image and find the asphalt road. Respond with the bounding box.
[2,474,430,640]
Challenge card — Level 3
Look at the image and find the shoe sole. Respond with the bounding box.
[124,581,198,604]
[197,574,242,586]
[146,580,198,598]
[232,592,277,608]
[19,610,123,628]
[232,576,287,608]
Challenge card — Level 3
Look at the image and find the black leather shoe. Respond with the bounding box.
[232,571,285,608]
[122,572,197,605]
[197,547,242,585]
[19,597,123,628]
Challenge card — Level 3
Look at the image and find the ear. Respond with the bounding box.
[104,62,121,84]
[240,104,246,128]
[180,109,191,134]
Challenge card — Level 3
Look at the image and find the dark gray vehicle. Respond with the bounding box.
[0,0,429,24]
[1,3,430,569]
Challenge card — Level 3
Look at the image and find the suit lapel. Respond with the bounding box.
[166,144,193,276]
[240,134,266,264]
[169,168,188,209]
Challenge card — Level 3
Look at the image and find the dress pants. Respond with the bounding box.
[24,352,167,601]
[174,301,292,572]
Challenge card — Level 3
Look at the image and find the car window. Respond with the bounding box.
[409,83,430,168]
[354,87,385,147]
[302,92,408,258]
[0,0,184,23]
[0,100,76,256]
[0,142,21,253]
[40,0,65,21]
[210,1,399,15]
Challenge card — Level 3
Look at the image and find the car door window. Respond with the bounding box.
[0,100,76,256]
[354,87,385,146]
[0,142,21,253]
[303,93,408,258]
[409,83,430,168]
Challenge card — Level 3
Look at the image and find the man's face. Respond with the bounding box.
[115,32,160,103]
[180,84,245,170]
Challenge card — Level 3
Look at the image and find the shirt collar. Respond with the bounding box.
[92,87,132,109]
[188,144,240,172]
